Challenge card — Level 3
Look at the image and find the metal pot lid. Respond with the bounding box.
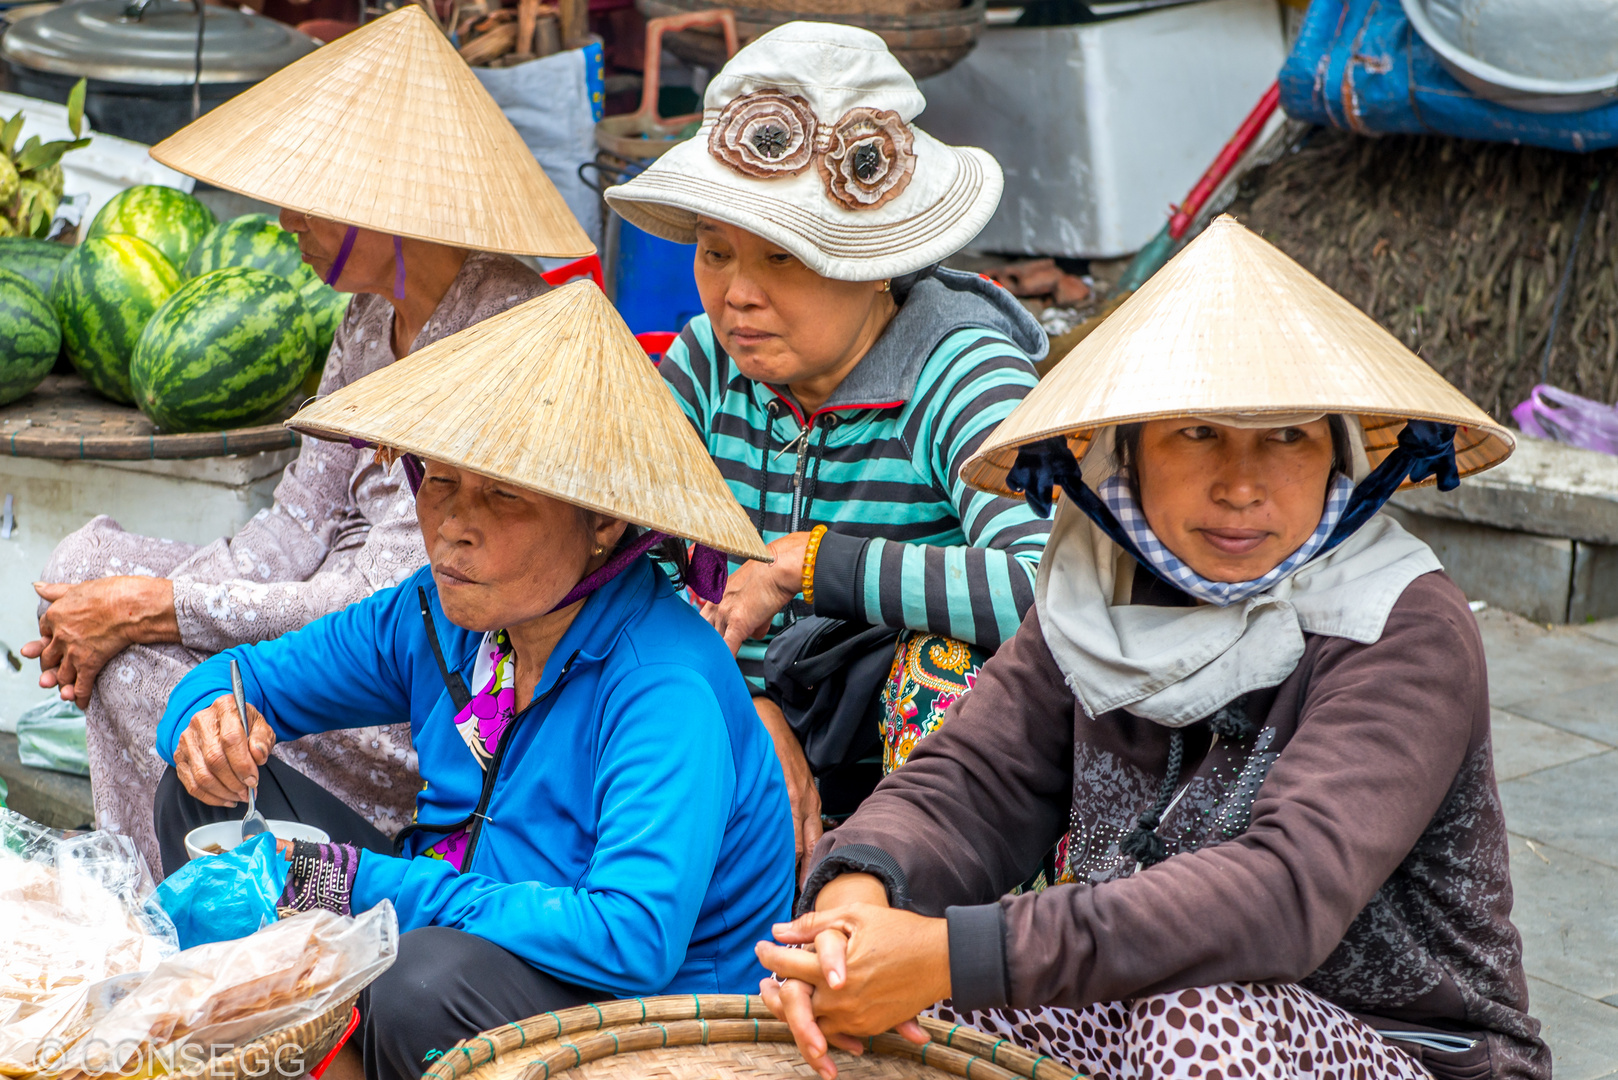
[1401,0,1618,112]
[2,0,317,86]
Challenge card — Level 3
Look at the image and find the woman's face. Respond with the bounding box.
[416,461,628,632]
[692,217,889,388]
[1134,419,1337,584]
[278,209,397,296]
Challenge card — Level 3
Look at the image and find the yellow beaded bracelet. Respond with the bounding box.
[802,524,829,605]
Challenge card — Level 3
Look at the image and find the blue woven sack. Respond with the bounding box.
[1280,0,1618,152]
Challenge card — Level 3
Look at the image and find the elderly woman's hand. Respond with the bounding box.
[21,577,180,709]
[174,692,277,807]
[700,531,810,654]
[757,889,948,1080]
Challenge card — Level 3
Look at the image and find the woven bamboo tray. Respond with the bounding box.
[423,995,1083,1080]
[170,996,357,1080]
[636,0,986,81]
[0,375,300,461]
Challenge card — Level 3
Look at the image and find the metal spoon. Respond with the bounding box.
[231,659,269,841]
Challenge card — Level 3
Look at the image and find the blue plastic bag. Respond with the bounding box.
[1280,0,1618,152]
[153,831,287,950]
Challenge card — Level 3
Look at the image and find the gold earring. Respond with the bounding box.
[593,544,605,556]
[880,280,892,293]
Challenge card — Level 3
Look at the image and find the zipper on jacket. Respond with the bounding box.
[456,648,580,872]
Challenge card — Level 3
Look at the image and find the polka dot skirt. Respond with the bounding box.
[929,983,1430,1080]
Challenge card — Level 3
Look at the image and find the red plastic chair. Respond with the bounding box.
[541,254,604,290]
[636,331,678,363]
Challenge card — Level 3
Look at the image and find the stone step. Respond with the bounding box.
[0,731,93,830]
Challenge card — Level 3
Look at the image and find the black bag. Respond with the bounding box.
[762,616,900,817]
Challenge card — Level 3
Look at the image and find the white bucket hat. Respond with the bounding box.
[603,21,1003,282]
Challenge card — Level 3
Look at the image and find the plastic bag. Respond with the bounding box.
[1512,384,1618,456]
[153,832,289,950]
[15,697,89,776]
[0,808,178,1077]
[67,903,398,1077]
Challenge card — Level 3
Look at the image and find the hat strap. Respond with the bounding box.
[393,234,406,301]
[1006,440,1175,590]
[549,532,730,611]
[325,225,360,288]
[1317,419,1458,555]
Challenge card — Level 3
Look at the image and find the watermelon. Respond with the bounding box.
[0,268,60,405]
[185,213,306,279]
[294,266,353,367]
[52,234,183,404]
[0,237,70,294]
[87,185,218,272]
[131,267,316,433]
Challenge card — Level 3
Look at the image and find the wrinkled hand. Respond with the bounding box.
[700,532,810,655]
[174,692,277,808]
[21,577,179,709]
[757,900,949,1080]
[753,696,823,884]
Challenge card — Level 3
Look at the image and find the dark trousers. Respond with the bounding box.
[153,758,394,878]
[153,764,596,1080]
[361,927,595,1080]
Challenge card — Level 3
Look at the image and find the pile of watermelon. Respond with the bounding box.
[0,184,353,432]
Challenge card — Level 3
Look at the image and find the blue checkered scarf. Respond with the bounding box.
[1097,472,1355,607]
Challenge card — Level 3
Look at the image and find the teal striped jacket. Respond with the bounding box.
[659,269,1052,690]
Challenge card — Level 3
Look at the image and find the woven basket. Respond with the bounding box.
[422,995,1083,1080]
[170,996,358,1080]
[636,0,986,80]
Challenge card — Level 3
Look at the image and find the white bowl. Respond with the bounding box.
[184,819,331,862]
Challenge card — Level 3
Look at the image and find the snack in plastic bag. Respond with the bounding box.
[153,832,290,950]
[0,808,178,1078]
[65,902,398,1078]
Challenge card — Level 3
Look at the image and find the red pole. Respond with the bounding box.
[1168,80,1281,240]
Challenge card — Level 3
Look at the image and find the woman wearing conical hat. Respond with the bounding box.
[150,283,793,1080]
[759,219,1548,1079]
[605,23,1052,871]
[22,4,592,879]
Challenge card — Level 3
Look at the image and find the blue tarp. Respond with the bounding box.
[1279,0,1618,152]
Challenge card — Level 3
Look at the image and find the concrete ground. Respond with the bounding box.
[1478,607,1618,1078]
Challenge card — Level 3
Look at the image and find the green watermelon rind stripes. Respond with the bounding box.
[185,214,306,280]
[294,264,352,363]
[87,185,219,272]
[0,237,71,295]
[52,234,182,405]
[132,267,317,433]
[0,267,61,407]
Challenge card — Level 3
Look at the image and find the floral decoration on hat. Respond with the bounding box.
[707,90,918,211]
[819,107,915,210]
[709,90,819,177]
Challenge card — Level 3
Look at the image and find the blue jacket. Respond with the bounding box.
[158,558,794,997]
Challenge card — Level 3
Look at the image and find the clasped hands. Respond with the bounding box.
[755,874,951,1080]
[21,576,179,709]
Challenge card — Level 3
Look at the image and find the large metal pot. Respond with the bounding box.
[1401,0,1618,114]
[2,0,316,144]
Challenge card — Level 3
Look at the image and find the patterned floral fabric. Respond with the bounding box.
[880,632,987,774]
[425,630,518,871]
[42,253,547,878]
[930,982,1430,1080]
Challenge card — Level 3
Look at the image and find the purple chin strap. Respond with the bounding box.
[350,441,730,606]
[324,225,406,301]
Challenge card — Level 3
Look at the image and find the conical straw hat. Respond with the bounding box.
[149,5,593,258]
[962,215,1514,497]
[286,281,770,561]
